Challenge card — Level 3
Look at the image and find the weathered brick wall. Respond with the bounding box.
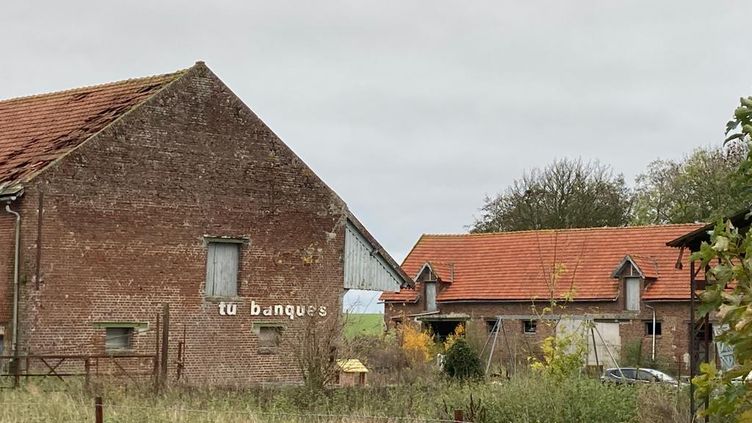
[0,211,16,355]
[8,63,347,385]
[386,297,695,374]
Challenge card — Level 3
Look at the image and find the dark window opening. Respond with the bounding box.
[0,334,4,356]
[105,327,133,353]
[644,321,662,336]
[694,321,713,341]
[424,320,461,341]
[486,320,500,333]
[523,320,537,334]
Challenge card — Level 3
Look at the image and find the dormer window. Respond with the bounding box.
[414,262,454,313]
[425,281,437,312]
[625,277,641,311]
[612,255,654,312]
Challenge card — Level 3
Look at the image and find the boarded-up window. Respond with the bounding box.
[425,282,437,312]
[625,277,641,311]
[205,242,239,297]
[105,327,133,352]
[258,326,281,353]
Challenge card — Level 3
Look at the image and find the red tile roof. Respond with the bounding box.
[424,262,455,283]
[0,69,186,189]
[629,255,659,279]
[381,224,704,303]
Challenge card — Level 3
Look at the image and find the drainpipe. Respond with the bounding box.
[5,204,20,360]
[644,304,656,362]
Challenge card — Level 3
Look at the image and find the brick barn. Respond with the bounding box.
[381,224,707,374]
[0,62,411,385]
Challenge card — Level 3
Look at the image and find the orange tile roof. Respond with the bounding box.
[424,262,455,283]
[381,224,704,303]
[629,255,659,279]
[0,69,186,189]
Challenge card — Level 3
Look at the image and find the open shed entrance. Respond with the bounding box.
[418,314,470,341]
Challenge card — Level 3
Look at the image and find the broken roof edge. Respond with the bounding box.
[11,64,194,189]
[345,212,414,289]
[0,184,24,202]
[0,67,189,105]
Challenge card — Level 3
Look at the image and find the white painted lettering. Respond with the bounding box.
[250,301,261,316]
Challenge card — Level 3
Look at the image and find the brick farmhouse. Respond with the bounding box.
[0,62,410,385]
[381,224,709,373]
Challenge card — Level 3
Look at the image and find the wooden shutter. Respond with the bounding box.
[206,242,239,297]
[626,277,640,311]
[425,282,437,312]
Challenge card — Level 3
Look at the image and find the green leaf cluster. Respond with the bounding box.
[442,338,484,380]
[692,97,752,422]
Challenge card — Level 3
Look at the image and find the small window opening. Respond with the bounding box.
[523,320,537,334]
[644,321,662,336]
[257,326,282,354]
[486,320,500,333]
[105,327,133,353]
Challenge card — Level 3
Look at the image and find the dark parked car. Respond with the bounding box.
[601,367,679,386]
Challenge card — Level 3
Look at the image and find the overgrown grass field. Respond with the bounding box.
[0,375,689,423]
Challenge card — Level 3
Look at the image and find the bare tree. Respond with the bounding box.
[294,312,344,391]
[471,159,631,232]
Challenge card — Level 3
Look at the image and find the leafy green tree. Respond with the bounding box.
[471,159,631,232]
[632,144,749,225]
[443,338,484,380]
[692,97,752,421]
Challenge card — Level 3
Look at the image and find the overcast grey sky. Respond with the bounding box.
[3,1,752,312]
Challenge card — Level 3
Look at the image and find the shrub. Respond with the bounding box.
[530,332,586,380]
[443,338,484,380]
[400,322,434,364]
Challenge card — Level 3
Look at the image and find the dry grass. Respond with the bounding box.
[0,375,690,423]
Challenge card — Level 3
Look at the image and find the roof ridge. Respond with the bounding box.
[0,68,189,105]
[423,223,706,238]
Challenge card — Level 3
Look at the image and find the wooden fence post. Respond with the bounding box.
[154,312,160,390]
[159,304,169,389]
[94,396,103,423]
